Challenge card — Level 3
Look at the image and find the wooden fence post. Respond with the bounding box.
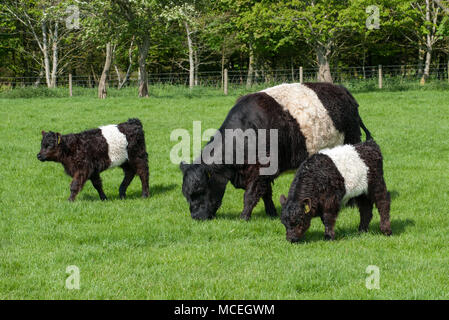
[378,65,382,89]
[299,66,303,84]
[69,73,72,97]
[224,68,228,95]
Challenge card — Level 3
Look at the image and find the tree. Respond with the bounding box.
[111,0,166,97]
[413,0,444,83]
[2,0,82,88]
[269,0,384,82]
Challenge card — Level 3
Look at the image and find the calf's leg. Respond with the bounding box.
[91,173,107,201]
[119,163,135,199]
[135,160,150,198]
[322,211,338,240]
[356,195,373,232]
[68,171,88,201]
[374,182,392,236]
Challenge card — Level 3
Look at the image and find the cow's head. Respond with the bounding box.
[280,194,315,242]
[37,131,62,162]
[180,162,226,220]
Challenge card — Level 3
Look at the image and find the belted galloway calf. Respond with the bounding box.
[280,140,392,242]
[37,118,149,201]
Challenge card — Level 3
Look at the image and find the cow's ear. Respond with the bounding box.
[280,194,287,207]
[179,161,189,173]
[41,130,46,136]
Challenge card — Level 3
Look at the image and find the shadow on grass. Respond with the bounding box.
[215,207,281,221]
[79,183,177,201]
[390,190,400,200]
[300,218,415,243]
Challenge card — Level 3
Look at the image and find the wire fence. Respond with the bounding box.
[1,64,449,90]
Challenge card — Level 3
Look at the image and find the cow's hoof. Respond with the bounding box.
[266,211,278,218]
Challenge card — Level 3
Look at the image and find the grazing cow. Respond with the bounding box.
[37,118,149,201]
[280,140,392,242]
[180,82,372,220]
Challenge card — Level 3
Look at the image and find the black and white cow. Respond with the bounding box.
[280,140,392,242]
[37,118,149,201]
[180,82,372,220]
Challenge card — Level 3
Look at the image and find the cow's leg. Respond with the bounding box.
[240,179,264,221]
[135,158,150,198]
[91,172,107,201]
[119,163,135,199]
[373,181,392,236]
[68,171,88,201]
[356,195,373,232]
[262,182,277,217]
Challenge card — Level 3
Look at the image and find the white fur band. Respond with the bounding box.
[261,83,344,155]
[100,125,128,168]
[319,145,369,203]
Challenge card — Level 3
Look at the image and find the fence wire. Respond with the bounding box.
[1,64,449,88]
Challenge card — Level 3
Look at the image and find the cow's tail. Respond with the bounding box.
[359,117,373,141]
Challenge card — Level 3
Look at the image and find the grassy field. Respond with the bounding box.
[0,87,448,299]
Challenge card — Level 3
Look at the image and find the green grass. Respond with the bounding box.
[0,87,448,299]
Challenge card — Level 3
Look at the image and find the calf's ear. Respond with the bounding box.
[179,161,189,173]
[280,194,287,207]
[41,130,46,136]
[303,198,312,214]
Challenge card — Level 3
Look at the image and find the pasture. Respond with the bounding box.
[0,87,448,299]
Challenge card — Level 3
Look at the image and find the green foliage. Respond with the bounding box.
[1,0,449,84]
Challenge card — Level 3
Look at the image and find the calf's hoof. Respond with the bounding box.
[381,228,392,236]
[240,213,251,221]
[324,234,335,241]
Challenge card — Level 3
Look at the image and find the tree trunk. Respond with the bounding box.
[138,36,150,97]
[421,0,437,85]
[421,47,432,85]
[185,21,194,90]
[114,65,122,89]
[418,44,425,78]
[118,37,134,89]
[34,66,44,87]
[98,42,113,99]
[50,21,58,88]
[221,46,225,88]
[246,42,254,88]
[42,22,51,88]
[316,44,333,83]
[194,49,199,86]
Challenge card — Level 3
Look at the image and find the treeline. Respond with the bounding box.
[1,0,449,97]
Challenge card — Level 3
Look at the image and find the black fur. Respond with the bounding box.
[304,82,372,141]
[280,140,392,242]
[181,83,371,220]
[37,118,149,201]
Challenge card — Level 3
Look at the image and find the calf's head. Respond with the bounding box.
[280,194,315,242]
[37,131,62,162]
[180,162,225,220]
